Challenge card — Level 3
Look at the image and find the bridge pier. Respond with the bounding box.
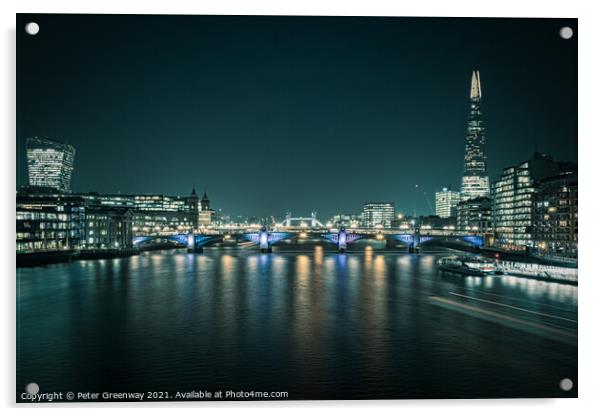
[259,227,272,253]
[409,229,421,253]
[187,233,203,253]
[337,229,347,253]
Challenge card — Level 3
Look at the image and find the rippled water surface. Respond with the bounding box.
[17,247,577,400]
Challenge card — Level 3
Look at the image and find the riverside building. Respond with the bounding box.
[81,186,200,234]
[532,171,578,256]
[16,193,134,252]
[455,196,492,233]
[491,151,577,250]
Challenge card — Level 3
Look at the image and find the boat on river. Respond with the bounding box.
[437,255,497,276]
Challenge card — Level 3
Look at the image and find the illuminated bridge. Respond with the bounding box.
[132,226,486,254]
[276,211,325,228]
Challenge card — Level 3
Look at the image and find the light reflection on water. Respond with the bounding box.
[499,274,578,305]
[17,248,577,400]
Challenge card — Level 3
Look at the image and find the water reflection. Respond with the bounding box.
[17,249,577,399]
[314,245,324,266]
[500,274,578,305]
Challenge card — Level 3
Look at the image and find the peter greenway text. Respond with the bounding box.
[19,390,290,402]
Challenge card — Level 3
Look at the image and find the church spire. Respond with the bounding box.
[470,69,482,100]
[200,186,210,211]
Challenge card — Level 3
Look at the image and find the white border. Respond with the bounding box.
[2,1,601,415]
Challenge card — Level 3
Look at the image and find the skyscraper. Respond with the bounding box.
[26,136,75,193]
[460,70,490,200]
[435,187,460,218]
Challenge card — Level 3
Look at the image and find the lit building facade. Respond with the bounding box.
[16,195,85,252]
[131,193,197,233]
[491,165,534,248]
[420,215,457,229]
[26,136,76,193]
[16,194,134,252]
[491,152,576,249]
[81,187,199,234]
[198,188,215,226]
[391,214,415,230]
[435,187,460,218]
[456,197,492,233]
[329,214,362,228]
[83,207,134,249]
[362,202,395,228]
[532,172,578,256]
[460,70,490,200]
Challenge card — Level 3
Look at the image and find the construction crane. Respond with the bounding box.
[414,184,435,216]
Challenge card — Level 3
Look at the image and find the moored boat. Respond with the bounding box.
[437,255,497,276]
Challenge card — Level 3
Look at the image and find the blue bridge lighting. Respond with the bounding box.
[132,234,215,248]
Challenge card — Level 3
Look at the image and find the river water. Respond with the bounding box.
[16,247,578,401]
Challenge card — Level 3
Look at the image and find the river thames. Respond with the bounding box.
[16,247,577,401]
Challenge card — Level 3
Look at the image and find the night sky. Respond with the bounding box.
[16,14,577,219]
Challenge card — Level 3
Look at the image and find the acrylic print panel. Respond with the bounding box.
[16,14,578,402]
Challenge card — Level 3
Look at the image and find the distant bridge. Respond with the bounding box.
[276,211,324,228]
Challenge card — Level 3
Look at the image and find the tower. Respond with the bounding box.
[460,70,490,200]
[198,187,214,226]
[26,136,76,193]
[200,187,210,211]
[185,184,199,229]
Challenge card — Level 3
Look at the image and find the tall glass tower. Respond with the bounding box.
[460,70,490,200]
[26,136,76,193]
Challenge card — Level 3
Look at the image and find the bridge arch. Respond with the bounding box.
[133,234,217,248]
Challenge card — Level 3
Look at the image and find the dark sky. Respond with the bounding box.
[16,14,577,220]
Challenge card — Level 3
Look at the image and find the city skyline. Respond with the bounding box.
[16,15,577,219]
[16,15,578,402]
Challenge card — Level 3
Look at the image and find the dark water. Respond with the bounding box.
[16,247,578,401]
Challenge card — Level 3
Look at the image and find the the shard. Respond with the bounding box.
[460,70,490,200]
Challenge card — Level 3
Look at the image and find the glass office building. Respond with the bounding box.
[435,187,460,218]
[16,195,85,252]
[532,172,578,256]
[82,189,199,234]
[16,193,135,253]
[456,196,492,233]
[491,152,576,249]
[362,202,395,228]
[460,70,490,200]
[26,136,76,193]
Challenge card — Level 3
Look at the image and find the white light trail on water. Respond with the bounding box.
[448,291,577,323]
